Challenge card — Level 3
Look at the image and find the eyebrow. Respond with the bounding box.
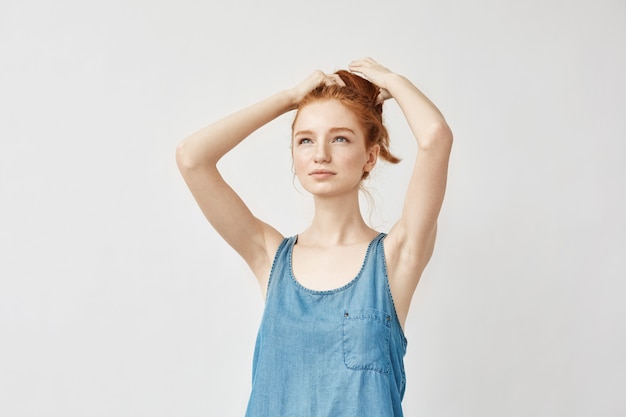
[294,127,357,136]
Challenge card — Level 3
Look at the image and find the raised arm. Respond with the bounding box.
[349,58,453,324]
[176,71,343,290]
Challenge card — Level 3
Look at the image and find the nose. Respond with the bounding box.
[314,141,330,163]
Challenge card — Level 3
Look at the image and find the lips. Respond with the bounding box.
[309,169,336,178]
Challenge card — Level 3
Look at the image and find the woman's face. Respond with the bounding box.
[292,99,379,197]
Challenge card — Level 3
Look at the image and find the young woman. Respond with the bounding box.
[176,57,452,417]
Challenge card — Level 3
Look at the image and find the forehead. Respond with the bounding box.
[293,99,362,134]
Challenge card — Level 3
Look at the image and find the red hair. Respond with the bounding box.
[293,70,400,178]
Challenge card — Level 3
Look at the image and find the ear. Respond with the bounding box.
[364,144,380,172]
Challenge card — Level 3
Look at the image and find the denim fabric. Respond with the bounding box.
[245,233,408,417]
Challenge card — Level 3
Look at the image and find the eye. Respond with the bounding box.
[298,138,313,145]
[333,136,349,143]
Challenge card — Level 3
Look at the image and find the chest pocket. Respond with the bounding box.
[342,308,391,374]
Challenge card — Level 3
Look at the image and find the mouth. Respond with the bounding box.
[309,169,336,177]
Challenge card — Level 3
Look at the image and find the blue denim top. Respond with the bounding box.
[245,233,408,417]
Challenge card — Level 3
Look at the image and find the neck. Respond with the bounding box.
[300,192,377,246]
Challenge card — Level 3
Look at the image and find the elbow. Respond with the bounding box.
[175,139,194,171]
[175,138,210,172]
[420,121,453,153]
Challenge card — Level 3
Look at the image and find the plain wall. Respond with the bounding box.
[1,0,625,416]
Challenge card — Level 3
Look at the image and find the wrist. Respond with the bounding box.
[381,72,405,91]
[282,88,301,111]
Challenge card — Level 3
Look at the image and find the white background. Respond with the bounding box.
[1,0,625,416]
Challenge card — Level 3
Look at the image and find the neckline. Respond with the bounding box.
[287,233,384,295]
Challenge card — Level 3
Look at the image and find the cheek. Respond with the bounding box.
[341,150,369,168]
[292,150,307,174]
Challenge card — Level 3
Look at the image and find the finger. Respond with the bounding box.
[350,57,377,67]
[323,74,345,87]
[332,74,346,87]
[349,68,371,83]
[375,87,393,104]
[348,60,365,70]
[349,58,368,68]
[348,62,373,80]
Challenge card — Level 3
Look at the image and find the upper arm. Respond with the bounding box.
[386,123,452,310]
[394,122,452,248]
[176,146,283,284]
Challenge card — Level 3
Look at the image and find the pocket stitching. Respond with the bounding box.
[342,309,391,374]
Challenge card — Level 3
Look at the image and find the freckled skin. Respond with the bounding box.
[292,99,378,198]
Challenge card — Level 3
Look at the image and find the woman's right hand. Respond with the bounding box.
[288,70,345,108]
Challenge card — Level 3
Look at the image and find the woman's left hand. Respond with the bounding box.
[348,57,395,104]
